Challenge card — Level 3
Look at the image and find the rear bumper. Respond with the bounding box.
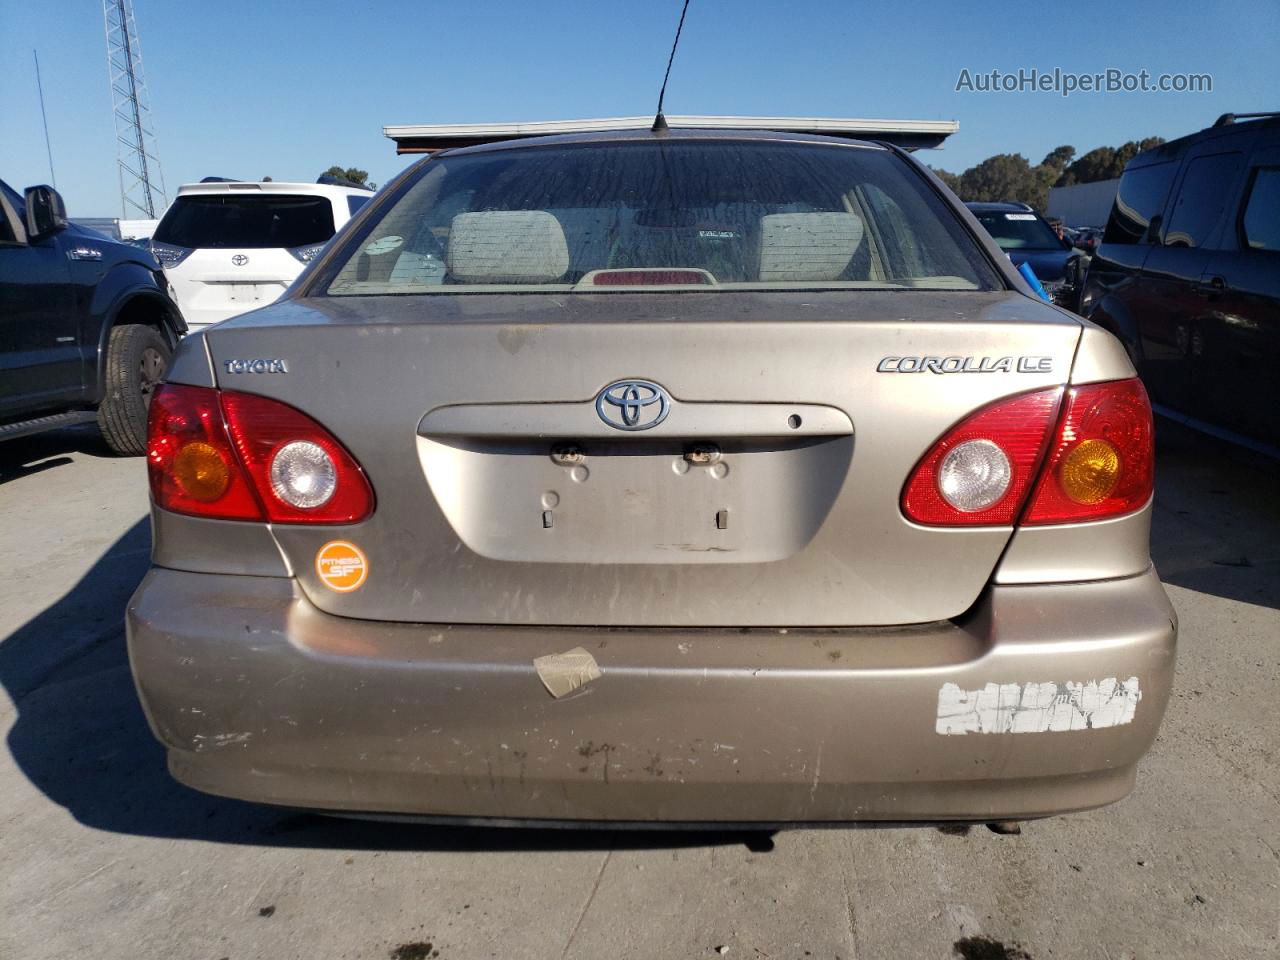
[126,567,1177,823]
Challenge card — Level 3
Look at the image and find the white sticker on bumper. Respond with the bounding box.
[936,677,1141,735]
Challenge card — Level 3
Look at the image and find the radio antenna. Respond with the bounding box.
[652,0,691,132]
[33,50,57,188]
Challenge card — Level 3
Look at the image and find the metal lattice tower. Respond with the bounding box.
[104,0,166,218]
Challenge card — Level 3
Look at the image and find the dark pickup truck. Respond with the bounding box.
[1,179,185,455]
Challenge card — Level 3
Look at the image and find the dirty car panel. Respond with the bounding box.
[201,293,1080,627]
[129,566,1174,822]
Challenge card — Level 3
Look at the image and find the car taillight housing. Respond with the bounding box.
[902,388,1062,526]
[1022,378,1153,525]
[901,378,1153,528]
[147,384,374,524]
[149,240,192,267]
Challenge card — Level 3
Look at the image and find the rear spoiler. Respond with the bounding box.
[384,116,959,154]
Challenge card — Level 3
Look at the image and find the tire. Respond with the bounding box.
[97,323,171,456]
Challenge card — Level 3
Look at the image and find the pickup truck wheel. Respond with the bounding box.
[98,324,171,456]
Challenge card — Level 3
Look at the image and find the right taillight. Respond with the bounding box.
[1022,378,1153,525]
[901,377,1153,528]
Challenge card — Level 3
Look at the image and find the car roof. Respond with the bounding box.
[1126,112,1280,170]
[433,127,892,159]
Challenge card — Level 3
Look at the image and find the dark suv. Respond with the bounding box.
[1,180,185,454]
[1082,112,1280,450]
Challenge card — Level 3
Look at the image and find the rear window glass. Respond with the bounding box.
[972,210,1062,250]
[153,194,335,249]
[1104,162,1176,245]
[324,140,1002,295]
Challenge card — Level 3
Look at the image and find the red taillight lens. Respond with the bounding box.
[902,389,1062,526]
[591,269,713,286]
[146,384,374,525]
[221,391,374,524]
[147,385,264,521]
[1022,378,1153,525]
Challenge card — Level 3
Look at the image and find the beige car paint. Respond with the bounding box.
[128,131,1177,823]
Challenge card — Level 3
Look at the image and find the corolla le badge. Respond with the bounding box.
[596,379,670,431]
[877,355,1053,374]
[231,254,249,266]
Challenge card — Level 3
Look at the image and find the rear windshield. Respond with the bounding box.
[153,194,335,249]
[324,140,1002,295]
[971,210,1062,250]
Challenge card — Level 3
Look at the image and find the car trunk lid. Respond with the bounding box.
[204,290,1080,627]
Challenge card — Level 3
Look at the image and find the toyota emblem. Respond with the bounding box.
[596,379,670,431]
[231,254,249,266]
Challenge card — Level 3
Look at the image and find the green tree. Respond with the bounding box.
[930,167,962,193]
[934,139,1162,210]
[321,165,375,189]
[958,154,1049,209]
[932,155,1047,209]
[1056,138,1164,186]
[1039,145,1075,177]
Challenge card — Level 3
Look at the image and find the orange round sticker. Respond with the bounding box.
[315,540,368,593]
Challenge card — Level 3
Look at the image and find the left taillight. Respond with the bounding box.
[287,242,327,263]
[220,391,374,524]
[147,385,264,520]
[147,384,374,524]
[149,241,192,267]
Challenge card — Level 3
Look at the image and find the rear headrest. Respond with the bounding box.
[758,212,864,282]
[447,211,570,283]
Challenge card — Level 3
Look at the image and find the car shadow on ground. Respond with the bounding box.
[1150,419,1279,611]
[0,424,115,484]
[1,518,764,853]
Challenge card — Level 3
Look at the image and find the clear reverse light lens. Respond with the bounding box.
[937,439,1012,512]
[269,441,337,509]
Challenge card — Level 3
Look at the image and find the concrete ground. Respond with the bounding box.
[1,421,1276,960]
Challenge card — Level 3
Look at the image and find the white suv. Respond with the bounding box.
[151,179,373,330]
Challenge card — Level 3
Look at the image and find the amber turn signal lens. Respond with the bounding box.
[173,441,231,502]
[1058,438,1120,505]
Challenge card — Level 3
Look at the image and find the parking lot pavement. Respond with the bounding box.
[0,420,1276,960]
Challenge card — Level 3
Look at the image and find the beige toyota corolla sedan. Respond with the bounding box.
[127,127,1176,826]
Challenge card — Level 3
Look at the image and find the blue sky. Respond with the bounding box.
[2,0,1277,216]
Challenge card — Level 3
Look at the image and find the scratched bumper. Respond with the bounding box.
[126,566,1176,822]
